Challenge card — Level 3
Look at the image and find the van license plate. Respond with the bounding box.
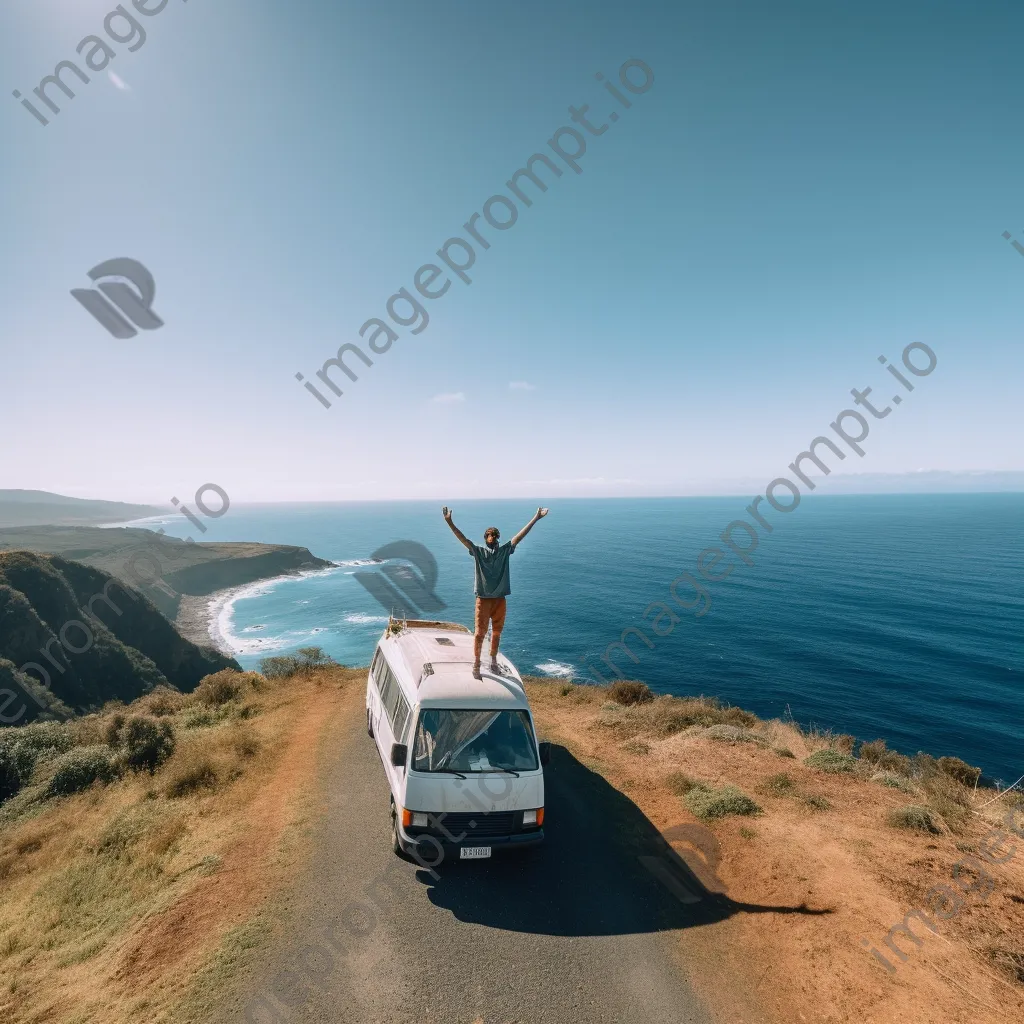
[460,846,491,859]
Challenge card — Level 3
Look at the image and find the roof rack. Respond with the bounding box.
[387,615,472,634]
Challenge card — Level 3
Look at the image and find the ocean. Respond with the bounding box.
[139,494,1023,784]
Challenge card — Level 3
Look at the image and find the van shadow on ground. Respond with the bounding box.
[420,743,831,938]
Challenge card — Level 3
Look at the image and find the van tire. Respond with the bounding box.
[390,810,410,860]
[366,708,374,737]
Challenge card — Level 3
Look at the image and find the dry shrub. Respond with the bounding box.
[986,946,1024,984]
[804,749,856,774]
[608,681,654,706]
[705,724,766,746]
[665,771,701,795]
[599,693,758,741]
[162,722,261,799]
[621,739,650,756]
[888,805,944,834]
[803,725,855,755]
[68,715,106,747]
[96,806,154,860]
[762,772,796,796]
[145,812,188,857]
[871,771,916,794]
[859,739,912,775]
[165,750,219,798]
[132,686,188,718]
[103,713,126,748]
[193,670,248,707]
[805,795,832,811]
[937,756,982,789]
[230,725,261,760]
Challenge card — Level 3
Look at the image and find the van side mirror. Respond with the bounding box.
[539,742,551,766]
[390,743,408,767]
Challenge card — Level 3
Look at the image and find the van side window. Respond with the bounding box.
[393,691,411,740]
[381,664,402,724]
[370,648,382,681]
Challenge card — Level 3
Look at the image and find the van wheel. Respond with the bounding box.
[366,708,374,737]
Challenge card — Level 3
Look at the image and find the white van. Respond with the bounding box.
[366,618,549,861]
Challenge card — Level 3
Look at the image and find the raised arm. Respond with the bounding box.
[511,507,549,548]
[442,506,474,551]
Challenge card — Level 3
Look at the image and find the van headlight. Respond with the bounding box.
[522,808,544,827]
[411,812,429,827]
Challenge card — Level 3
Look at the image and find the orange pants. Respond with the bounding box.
[474,597,507,658]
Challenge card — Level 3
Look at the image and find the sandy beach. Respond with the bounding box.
[174,590,234,655]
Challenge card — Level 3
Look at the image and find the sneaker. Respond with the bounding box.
[472,664,482,679]
[489,660,502,675]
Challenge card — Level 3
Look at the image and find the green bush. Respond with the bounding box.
[9,721,74,758]
[805,795,833,811]
[0,746,23,803]
[608,681,654,706]
[296,646,333,667]
[259,656,300,679]
[804,749,857,774]
[47,746,120,797]
[888,805,943,834]
[0,721,75,802]
[259,647,335,679]
[120,717,176,773]
[685,784,761,821]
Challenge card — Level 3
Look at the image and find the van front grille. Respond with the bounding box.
[429,811,516,839]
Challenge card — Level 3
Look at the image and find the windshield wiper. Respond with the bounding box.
[429,767,467,779]
[485,766,520,777]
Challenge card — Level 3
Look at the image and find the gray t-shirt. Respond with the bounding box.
[470,541,516,598]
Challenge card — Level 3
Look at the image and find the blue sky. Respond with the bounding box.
[2,0,1023,502]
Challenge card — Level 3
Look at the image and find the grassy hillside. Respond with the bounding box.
[0,552,238,722]
[0,491,164,528]
[0,666,1019,1024]
[0,526,333,620]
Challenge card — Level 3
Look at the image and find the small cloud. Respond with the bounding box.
[108,71,131,92]
[509,381,536,391]
[430,392,465,404]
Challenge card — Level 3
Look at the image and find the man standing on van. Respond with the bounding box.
[441,506,549,678]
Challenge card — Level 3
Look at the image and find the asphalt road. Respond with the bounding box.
[226,697,748,1024]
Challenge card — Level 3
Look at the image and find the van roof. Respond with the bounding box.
[379,623,529,710]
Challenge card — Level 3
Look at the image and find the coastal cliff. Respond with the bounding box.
[0,526,333,621]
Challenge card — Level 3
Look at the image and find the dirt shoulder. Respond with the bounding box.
[525,678,1024,1024]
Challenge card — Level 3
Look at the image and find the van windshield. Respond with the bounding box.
[412,709,539,773]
